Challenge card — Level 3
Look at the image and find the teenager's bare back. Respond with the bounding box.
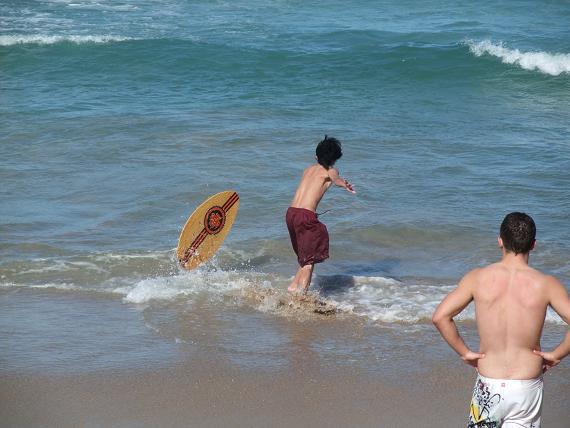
[471,262,551,379]
[435,253,570,380]
[290,164,351,212]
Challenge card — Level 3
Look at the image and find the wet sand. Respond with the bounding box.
[1,288,569,427]
[2,357,569,428]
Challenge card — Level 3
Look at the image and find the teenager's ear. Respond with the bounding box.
[497,236,503,249]
[530,239,536,251]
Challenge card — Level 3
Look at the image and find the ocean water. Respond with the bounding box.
[1,0,570,374]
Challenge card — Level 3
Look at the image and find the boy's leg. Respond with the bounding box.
[297,263,314,294]
[288,267,304,293]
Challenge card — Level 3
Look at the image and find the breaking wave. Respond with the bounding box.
[467,39,570,76]
[1,256,565,325]
[0,34,134,46]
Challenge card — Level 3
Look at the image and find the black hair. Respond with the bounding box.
[500,212,536,255]
[316,135,342,169]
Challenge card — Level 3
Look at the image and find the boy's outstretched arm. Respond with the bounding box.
[432,269,485,368]
[328,168,356,194]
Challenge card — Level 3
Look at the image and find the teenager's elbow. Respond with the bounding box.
[333,178,345,187]
[432,311,447,328]
[431,313,440,327]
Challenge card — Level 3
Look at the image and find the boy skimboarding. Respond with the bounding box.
[286,136,356,294]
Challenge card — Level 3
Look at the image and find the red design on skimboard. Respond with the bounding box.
[204,206,226,235]
[222,192,239,212]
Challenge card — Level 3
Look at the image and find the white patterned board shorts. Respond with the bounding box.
[467,374,543,428]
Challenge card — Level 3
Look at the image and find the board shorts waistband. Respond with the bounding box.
[476,373,543,391]
[287,207,317,215]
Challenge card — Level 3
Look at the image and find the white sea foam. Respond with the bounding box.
[0,35,133,46]
[67,3,138,11]
[321,276,461,323]
[1,270,566,325]
[124,277,189,304]
[318,275,566,325]
[121,269,267,304]
[0,281,86,292]
[467,40,570,76]
[43,0,137,10]
[93,252,165,261]
[17,260,109,275]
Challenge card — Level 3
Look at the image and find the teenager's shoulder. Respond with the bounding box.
[304,163,330,176]
[461,264,500,286]
[325,165,341,178]
[460,266,484,284]
[472,262,511,281]
[542,273,566,291]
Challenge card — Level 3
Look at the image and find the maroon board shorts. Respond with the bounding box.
[285,207,329,266]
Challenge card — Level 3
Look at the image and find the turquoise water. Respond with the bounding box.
[1,0,570,373]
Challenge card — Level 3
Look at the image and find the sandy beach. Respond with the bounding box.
[2,351,569,428]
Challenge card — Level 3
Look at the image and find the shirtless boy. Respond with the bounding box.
[286,136,355,294]
[433,212,570,428]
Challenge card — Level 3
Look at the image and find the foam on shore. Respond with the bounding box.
[1,253,565,325]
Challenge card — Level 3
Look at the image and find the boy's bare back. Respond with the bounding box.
[433,212,570,383]
[290,164,354,212]
[434,245,570,380]
[467,261,563,379]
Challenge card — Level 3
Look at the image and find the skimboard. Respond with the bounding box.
[177,190,240,270]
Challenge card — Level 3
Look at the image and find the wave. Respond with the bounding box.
[2,267,565,325]
[326,276,459,323]
[65,2,138,12]
[0,34,134,46]
[467,39,570,76]
[323,275,564,325]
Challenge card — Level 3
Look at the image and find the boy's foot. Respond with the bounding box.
[287,283,298,293]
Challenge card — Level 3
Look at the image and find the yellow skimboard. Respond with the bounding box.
[177,191,240,270]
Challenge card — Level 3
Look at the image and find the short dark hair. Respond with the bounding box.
[500,212,536,255]
[316,135,342,169]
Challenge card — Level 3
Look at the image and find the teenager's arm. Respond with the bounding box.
[533,277,570,371]
[328,168,356,193]
[432,270,484,367]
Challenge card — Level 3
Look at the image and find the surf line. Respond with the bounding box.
[181,192,239,264]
